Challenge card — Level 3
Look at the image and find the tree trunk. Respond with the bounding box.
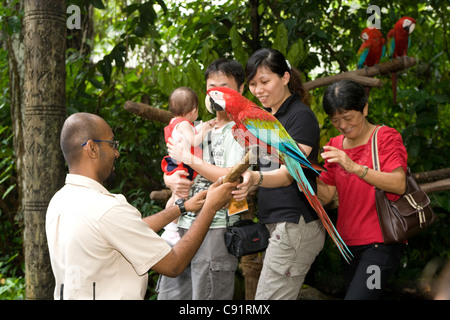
[22,0,67,300]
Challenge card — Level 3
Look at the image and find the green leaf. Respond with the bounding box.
[97,57,112,85]
[89,0,105,10]
[406,136,421,158]
[229,26,248,68]
[273,24,288,55]
[287,39,308,67]
[7,15,21,35]
[2,184,15,200]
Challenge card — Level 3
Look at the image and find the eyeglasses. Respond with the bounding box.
[81,140,119,150]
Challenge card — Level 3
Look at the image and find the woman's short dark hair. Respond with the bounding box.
[204,58,245,89]
[322,80,368,116]
[245,48,309,105]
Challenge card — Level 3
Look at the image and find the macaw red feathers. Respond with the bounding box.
[357,27,386,98]
[387,16,416,105]
[387,16,416,58]
[357,16,416,104]
[357,27,386,69]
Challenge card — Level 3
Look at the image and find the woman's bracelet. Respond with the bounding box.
[359,165,369,179]
[256,171,263,186]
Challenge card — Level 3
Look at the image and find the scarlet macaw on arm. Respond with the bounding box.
[386,17,416,104]
[206,86,353,263]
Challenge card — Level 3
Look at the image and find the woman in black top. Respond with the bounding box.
[244,48,325,299]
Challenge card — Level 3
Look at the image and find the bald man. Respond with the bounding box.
[46,112,238,300]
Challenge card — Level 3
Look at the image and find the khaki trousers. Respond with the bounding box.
[255,216,325,300]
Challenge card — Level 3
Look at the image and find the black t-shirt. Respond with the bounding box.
[257,93,320,224]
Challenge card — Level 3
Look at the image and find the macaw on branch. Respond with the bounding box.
[205,86,353,263]
[387,16,416,104]
[357,27,386,98]
[357,27,386,69]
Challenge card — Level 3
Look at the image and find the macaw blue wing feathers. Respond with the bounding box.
[282,142,319,175]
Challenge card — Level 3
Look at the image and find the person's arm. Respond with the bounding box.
[142,189,208,232]
[177,119,216,147]
[151,178,239,277]
[167,136,231,182]
[163,170,193,199]
[232,165,293,200]
[321,145,406,194]
[316,177,337,205]
[193,119,216,147]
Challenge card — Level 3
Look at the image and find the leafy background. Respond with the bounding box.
[0,0,449,299]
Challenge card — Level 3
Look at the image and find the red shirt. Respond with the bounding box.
[319,126,408,246]
[164,117,202,158]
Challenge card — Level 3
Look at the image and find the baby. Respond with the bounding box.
[160,87,215,245]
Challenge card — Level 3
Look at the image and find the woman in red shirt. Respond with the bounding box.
[317,80,408,299]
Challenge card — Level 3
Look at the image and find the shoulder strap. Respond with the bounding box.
[371,126,383,171]
[206,131,215,165]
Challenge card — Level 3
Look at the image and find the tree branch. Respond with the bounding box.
[419,179,450,194]
[123,100,172,124]
[249,0,261,52]
[413,167,450,183]
[304,56,417,91]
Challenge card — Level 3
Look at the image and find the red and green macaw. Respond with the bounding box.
[357,27,386,69]
[387,16,416,104]
[357,27,386,98]
[206,86,353,263]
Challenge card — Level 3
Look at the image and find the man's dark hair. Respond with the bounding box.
[204,58,245,89]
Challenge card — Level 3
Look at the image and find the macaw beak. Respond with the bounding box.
[205,95,215,114]
[205,95,224,114]
[403,19,415,34]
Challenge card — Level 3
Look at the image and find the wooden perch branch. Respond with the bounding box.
[304,56,417,91]
[223,148,255,183]
[124,100,172,123]
[149,189,172,202]
[419,179,450,194]
[413,167,450,183]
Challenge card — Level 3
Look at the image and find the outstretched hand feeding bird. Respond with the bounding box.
[387,16,416,104]
[205,86,353,263]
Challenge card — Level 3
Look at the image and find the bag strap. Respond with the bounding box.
[206,131,215,166]
[371,125,383,172]
[207,130,232,229]
[371,126,412,192]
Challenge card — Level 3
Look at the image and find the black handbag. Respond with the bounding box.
[224,217,270,258]
[372,126,437,244]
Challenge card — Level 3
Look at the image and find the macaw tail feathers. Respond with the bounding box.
[282,142,323,175]
[364,86,371,99]
[284,156,353,263]
[391,72,398,105]
[302,186,353,264]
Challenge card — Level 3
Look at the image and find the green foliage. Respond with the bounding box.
[0,254,25,300]
[0,11,23,298]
